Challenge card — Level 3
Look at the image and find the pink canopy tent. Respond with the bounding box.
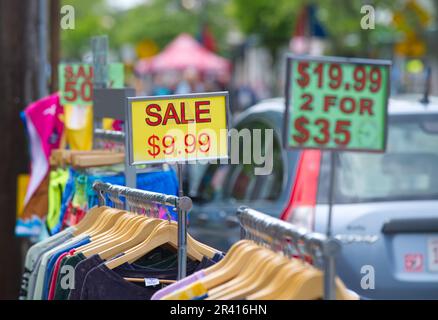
[135,33,230,75]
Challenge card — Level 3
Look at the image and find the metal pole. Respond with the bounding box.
[326,151,336,237]
[325,151,337,299]
[324,247,336,300]
[38,0,48,98]
[123,120,137,189]
[91,35,108,149]
[177,162,187,280]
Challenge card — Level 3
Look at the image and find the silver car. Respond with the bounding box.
[189,94,438,299]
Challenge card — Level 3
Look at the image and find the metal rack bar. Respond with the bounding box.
[236,206,341,300]
[93,181,192,280]
[94,128,125,142]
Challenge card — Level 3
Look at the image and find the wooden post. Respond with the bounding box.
[0,0,41,299]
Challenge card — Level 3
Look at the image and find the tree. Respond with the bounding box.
[229,0,426,59]
[61,0,233,60]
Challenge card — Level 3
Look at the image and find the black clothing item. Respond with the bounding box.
[79,256,216,300]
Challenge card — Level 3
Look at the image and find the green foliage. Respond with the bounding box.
[61,0,232,60]
[228,0,422,57]
[60,0,434,60]
[61,0,109,59]
[228,0,300,55]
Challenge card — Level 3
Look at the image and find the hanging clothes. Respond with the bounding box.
[64,105,93,151]
[20,200,223,301]
[18,93,65,237]
[46,169,69,235]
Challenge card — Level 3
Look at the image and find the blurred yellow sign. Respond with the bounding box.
[136,39,159,58]
[393,0,430,57]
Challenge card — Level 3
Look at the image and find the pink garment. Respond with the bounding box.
[48,249,76,300]
[150,270,205,300]
[24,93,64,205]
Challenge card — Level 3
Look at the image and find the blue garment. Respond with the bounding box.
[42,236,91,299]
[86,169,179,220]
[50,168,76,235]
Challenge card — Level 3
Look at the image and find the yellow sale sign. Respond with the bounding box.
[126,92,229,164]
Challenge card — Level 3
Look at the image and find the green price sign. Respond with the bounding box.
[58,63,124,106]
[284,56,391,152]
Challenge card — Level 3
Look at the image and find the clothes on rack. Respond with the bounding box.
[17,92,125,238]
[148,208,359,300]
[64,105,93,151]
[20,197,224,300]
[153,239,357,300]
[38,162,179,236]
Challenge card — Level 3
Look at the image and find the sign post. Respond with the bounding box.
[126,92,230,279]
[284,55,391,299]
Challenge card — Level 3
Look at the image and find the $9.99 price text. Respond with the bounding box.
[147,132,211,159]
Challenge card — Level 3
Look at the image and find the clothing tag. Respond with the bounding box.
[144,278,160,287]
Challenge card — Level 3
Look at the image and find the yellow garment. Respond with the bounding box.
[161,281,208,300]
[103,118,116,130]
[16,174,30,218]
[64,105,93,151]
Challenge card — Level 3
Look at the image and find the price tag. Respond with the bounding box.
[144,278,160,287]
[284,56,391,152]
[126,92,229,165]
[58,63,124,106]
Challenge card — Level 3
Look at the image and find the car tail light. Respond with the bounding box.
[280,150,322,231]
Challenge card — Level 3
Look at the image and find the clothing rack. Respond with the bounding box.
[236,206,341,300]
[92,181,192,280]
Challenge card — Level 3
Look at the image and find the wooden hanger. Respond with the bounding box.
[246,259,307,300]
[120,222,206,262]
[81,215,153,258]
[50,149,115,167]
[78,213,141,253]
[197,243,263,290]
[105,222,205,270]
[201,240,251,276]
[72,153,125,168]
[225,254,292,300]
[122,220,217,261]
[206,248,276,299]
[85,209,129,238]
[158,241,255,300]
[79,208,122,236]
[73,206,110,235]
[210,251,289,300]
[77,212,137,251]
[278,268,356,300]
[99,219,166,260]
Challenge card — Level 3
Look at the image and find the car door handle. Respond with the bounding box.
[225,215,240,228]
[382,218,438,234]
[197,213,209,225]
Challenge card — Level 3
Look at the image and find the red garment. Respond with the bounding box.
[48,249,76,300]
[62,203,86,230]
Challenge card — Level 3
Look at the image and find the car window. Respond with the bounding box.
[197,120,284,203]
[317,114,438,203]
